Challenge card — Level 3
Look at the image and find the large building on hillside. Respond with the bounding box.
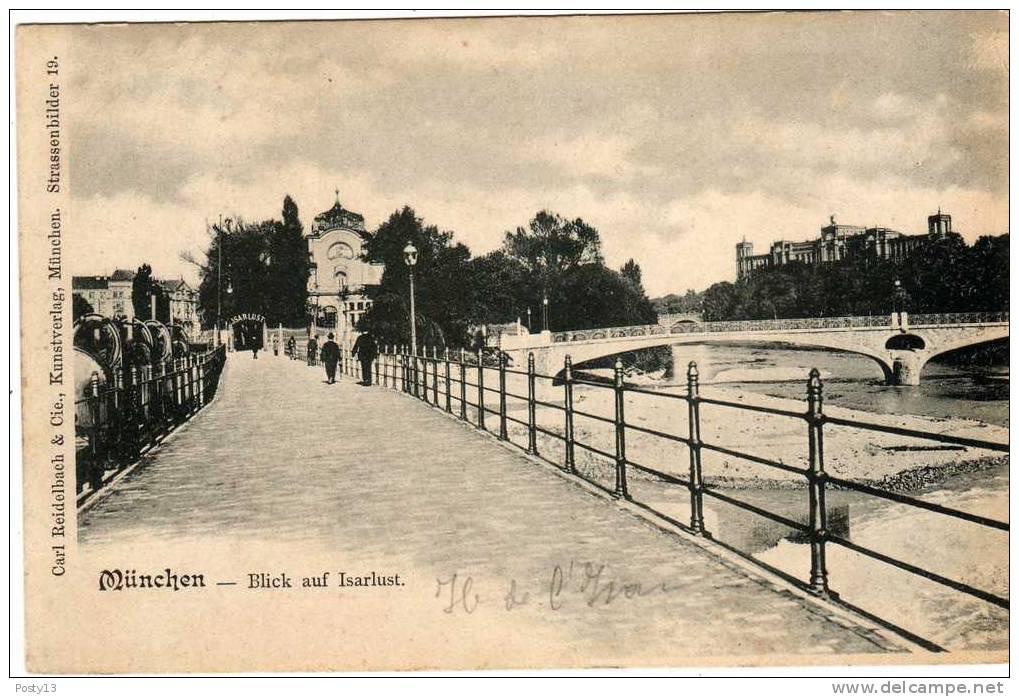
[306,193,385,345]
[736,211,955,279]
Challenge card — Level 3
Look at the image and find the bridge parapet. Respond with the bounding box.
[909,311,1009,326]
[553,324,668,343]
[552,311,1009,344]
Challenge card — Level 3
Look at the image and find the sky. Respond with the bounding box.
[65,11,1008,297]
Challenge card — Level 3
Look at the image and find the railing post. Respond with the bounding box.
[613,358,629,500]
[806,368,830,598]
[564,355,576,474]
[401,345,408,394]
[444,347,452,413]
[189,356,197,413]
[88,371,103,492]
[476,348,486,431]
[418,347,425,399]
[498,353,508,440]
[197,358,205,406]
[418,347,425,400]
[687,361,706,535]
[526,352,537,454]
[431,346,439,406]
[128,365,140,459]
[459,349,467,420]
[399,346,407,395]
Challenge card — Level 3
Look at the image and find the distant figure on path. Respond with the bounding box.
[286,336,296,360]
[352,330,378,386]
[272,336,279,357]
[321,333,341,384]
[307,335,319,367]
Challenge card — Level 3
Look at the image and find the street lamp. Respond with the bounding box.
[403,242,418,356]
[526,306,532,333]
[542,293,549,332]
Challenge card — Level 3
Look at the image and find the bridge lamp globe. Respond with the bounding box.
[403,243,418,268]
[403,242,419,357]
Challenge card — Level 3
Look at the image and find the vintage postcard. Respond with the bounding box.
[16,11,1009,674]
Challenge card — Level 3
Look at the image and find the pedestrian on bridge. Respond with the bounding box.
[321,333,341,384]
[272,336,279,357]
[286,336,296,360]
[307,335,319,367]
[351,330,378,386]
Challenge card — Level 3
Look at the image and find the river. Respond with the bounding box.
[578,342,1009,651]
[662,342,1009,427]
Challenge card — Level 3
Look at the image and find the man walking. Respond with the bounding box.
[320,333,340,384]
[351,330,378,386]
[307,335,319,367]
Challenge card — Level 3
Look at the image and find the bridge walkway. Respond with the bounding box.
[79,351,907,663]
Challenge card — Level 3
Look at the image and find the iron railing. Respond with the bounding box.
[75,345,227,501]
[357,345,1009,634]
[552,311,1010,343]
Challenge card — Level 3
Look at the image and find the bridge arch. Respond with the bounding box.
[885,334,926,351]
[528,335,898,385]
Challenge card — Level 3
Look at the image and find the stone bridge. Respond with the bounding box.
[499,312,1009,386]
[657,311,703,327]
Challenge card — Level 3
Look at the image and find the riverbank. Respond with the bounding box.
[559,370,1009,492]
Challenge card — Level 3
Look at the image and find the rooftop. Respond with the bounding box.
[310,191,367,237]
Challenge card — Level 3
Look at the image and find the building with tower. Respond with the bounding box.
[735,211,956,279]
[306,192,384,347]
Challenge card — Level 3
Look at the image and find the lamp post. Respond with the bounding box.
[216,217,223,345]
[542,292,549,332]
[527,306,532,333]
[403,242,418,356]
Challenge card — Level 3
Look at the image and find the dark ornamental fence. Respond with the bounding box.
[335,344,1007,645]
[75,345,227,501]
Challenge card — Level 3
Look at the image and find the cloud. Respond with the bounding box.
[65,13,1008,299]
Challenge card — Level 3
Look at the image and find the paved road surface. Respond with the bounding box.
[80,351,903,659]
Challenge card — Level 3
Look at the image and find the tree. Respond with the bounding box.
[360,207,474,348]
[502,211,603,276]
[72,293,94,320]
[970,234,1009,311]
[195,218,273,329]
[265,195,310,326]
[701,281,738,321]
[467,251,530,325]
[552,264,657,331]
[131,264,155,320]
[620,259,643,290]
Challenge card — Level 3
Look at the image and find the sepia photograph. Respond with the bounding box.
[13,9,1010,679]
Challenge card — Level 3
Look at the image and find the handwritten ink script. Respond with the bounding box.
[436,561,677,615]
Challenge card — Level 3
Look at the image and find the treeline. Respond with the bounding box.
[359,208,657,348]
[188,198,657,347]
[652,289,705,315]
[701,233,1009,321]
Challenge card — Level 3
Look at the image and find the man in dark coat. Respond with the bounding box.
[351,330,378,386]
[307,335,318,366]
[320,333,341,384]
